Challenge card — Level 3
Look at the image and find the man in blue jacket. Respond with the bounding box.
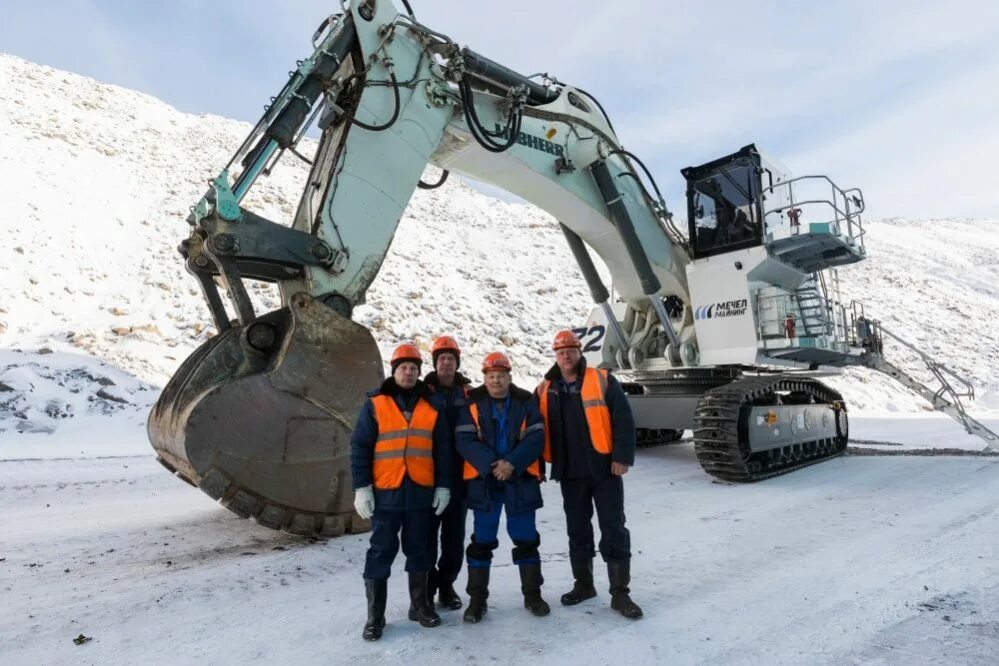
[424,335,473,610]
[350,343,453,641]
[455,351,550,623]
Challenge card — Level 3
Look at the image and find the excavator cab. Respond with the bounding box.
[682,145,766,259]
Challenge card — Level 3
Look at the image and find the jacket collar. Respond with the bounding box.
[424,370,472,390]
[468,383,533,403]
[374,376,432,399]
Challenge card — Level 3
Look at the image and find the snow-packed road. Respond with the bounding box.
[2,443,997,665]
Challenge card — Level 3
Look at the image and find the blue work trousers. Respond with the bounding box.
[466,486,540,568]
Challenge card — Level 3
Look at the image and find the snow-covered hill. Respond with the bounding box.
[2,52,998,443]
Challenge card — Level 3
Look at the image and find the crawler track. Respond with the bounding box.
[693,375,848,482]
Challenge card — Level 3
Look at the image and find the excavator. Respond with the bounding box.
[148,0,999,536]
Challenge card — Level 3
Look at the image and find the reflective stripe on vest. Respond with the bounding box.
[537,367,613,463]
[462,402,541,480]
[370,395,437,489]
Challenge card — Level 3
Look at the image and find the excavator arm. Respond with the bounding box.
[150,0,693,535]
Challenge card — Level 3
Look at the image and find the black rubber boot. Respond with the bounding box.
[519,563,551,617]
[362,579,387,641]
[438,580,463,610]
[560,557,597,606]
[407,572,442,628]
[463,567,490,623]
[427,568,438,601]
[607,560,643,619]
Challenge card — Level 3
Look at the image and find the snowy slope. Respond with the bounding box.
[2,52,998,444]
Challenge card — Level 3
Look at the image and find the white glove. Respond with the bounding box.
[432,487,451,516]
[354,485,374,520]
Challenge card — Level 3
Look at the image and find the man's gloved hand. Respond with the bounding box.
[432,487,451,516]
[354,485,375,520]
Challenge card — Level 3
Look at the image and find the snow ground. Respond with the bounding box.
[2,441,997,665]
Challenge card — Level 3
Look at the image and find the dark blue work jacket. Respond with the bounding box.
[425,370,472,496]
[455,384,545,515]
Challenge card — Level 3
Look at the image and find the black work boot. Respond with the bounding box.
[560,557,597,606]
[362,579,387,641]
[438,580,463,610]
[519,563,551,617]
[463,567,490,623]
[407,572,442,628]
[427,568,438,601]
[607,560,643,619]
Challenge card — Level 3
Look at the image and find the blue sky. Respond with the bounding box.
[2,0,998,219]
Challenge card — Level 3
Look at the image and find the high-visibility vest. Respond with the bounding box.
[370,394,438,489]
[537,367,613,463]
[461,401,542,480]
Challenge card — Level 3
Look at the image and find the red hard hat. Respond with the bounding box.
[391,343,423,370]
[481,351,512,374]
[552,329,582,351]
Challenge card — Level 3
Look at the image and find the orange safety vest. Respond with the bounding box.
[537,367,613,463]
[370,394,438,489]
[462,401,541,480]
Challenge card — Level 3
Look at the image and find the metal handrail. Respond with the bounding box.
[756,290,840,340]
[877,325,976,401]
[761,175,866,246]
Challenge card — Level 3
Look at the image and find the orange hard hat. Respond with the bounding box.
[432,335,461,368]
[481,351,512,374]
[432,335,460,355]
[552,329,582,351]
[390,343,423,371]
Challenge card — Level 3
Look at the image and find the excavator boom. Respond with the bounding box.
[149,1,692,534]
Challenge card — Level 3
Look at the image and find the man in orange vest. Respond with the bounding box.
[350,343,453,641]
[455,351,549,623]
[424,335,473,610]
[536,330,642,619]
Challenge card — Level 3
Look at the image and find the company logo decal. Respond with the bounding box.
[493,124,564,156]
[695,299,748,320]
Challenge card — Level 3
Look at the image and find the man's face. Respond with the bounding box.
[436,352,458,384]
[484,370,512,399]
[394,361,420,389]
[555,346,581,375]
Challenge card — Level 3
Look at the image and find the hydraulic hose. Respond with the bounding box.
[460,78,521,153]
[417,169,450,189]
[574,87,616,135]
[349,71,401,131]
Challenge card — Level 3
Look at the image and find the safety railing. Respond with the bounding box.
[761,175,867,248]
[754,286,849,351]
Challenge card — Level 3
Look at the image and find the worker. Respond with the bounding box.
[455,351,549,622]
[784,312,797,340]
[536,330,643,619]
[423,335,473,610]
[350,343,453,641]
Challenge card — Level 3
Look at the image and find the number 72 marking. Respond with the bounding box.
[571,325,606,353]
